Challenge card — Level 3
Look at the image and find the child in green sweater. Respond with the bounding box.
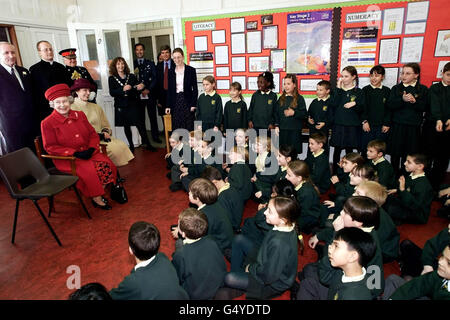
[361,65,391,157]
[172,208,227,300]
[196,75,223,132]
[307,80,331,139]
[202,165,244,232]
[248,72,278,133]
[274,74,307,154]
[326,227,377,300]
[223,82,247,131]
[385,244,450,300]
[386,153,434,225]
[286,160,322,234]
[386,63,428,176]
[222,196,300,299]
[354,181,400,263]
[366,139,396,190]
[306,132,331,194]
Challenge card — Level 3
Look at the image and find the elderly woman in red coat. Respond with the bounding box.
[41,83,117,210]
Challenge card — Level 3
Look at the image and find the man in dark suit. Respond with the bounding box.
[29,40,69,125]
[156,45,174,120]
[133,43,161,143]
[0,42,35,155]
[59,48,97,102]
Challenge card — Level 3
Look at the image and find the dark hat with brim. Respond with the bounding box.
[59,48,77,59]
[71,78,95,92]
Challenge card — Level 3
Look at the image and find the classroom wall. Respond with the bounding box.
[0,0,76,68]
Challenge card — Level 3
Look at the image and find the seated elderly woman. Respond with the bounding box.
[70,78,134,167]
[41,83,117,210]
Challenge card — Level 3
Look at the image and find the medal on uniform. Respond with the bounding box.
[71,70,81,80]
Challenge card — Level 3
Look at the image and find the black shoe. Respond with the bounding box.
[101,196,109,204]
[91,199,112,210]
[169,182,183,192]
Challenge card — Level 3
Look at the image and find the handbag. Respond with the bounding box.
[111,181,128,204]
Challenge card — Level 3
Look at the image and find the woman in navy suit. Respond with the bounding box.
[166,48,198,131]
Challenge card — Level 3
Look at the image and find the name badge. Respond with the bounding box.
[268,99,272,105]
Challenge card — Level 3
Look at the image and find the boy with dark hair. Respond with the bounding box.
[325,227,377,300]
[110,221,188,300]
[361,65,391,157]
[386,153,434,225]
[201,166,244,232]
[299,196,384,299]
[366,139,396,190]
[306,132,331,194]
[172,208,227,300]
[183,178,234,258]
[385,243,450,300]
[307,80,331,139]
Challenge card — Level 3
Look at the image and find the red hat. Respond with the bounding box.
[70,78,95,92]
[44,84,71,101]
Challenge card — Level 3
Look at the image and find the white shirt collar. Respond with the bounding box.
[260,90,272,95]
[273,224,295,232]
[402,81,417,88]
[205,90,216,97]
[313,149,325,158]
[372,157,385,165]
[1,62,14,73]
[442,81,448,87]
[198,203,206,210]
[370,84,383,89]
[183,237,202,245]
[342,85,355,91]
[42,59,54,65]
[317,95,330,101]
[342,267,366,283]
[231,98,242,103]
[410,172,425,180]
[134,255,156,271]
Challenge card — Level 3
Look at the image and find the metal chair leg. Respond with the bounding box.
[73,187,92,220]
[48,196,54,217]
[11,199,20,244]
[32,200,62,246]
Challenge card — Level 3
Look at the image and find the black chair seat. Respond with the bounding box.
[14,175,79,200]
[0,148,92,246]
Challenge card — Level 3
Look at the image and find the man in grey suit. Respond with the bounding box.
[0,42,35,155]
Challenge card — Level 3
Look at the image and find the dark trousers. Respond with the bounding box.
[124,123,150,152]
[140,97,160,140]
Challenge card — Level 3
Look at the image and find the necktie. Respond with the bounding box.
[10,67,23,90]
[164,62,168,90]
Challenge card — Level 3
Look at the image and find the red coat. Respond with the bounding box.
[41,109,117,197]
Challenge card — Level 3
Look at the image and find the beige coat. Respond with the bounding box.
[71,98,134,166]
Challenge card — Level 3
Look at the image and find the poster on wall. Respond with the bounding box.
[340,27,378,75]
[434,30,450,57]
[286,10,332,75]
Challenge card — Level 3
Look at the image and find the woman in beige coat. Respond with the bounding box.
[70,78,134,167]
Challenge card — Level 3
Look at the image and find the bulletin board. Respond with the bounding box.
[182,0,450,97]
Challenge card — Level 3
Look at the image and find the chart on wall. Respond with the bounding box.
[286,10,332,75]
[340,27,378,75]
